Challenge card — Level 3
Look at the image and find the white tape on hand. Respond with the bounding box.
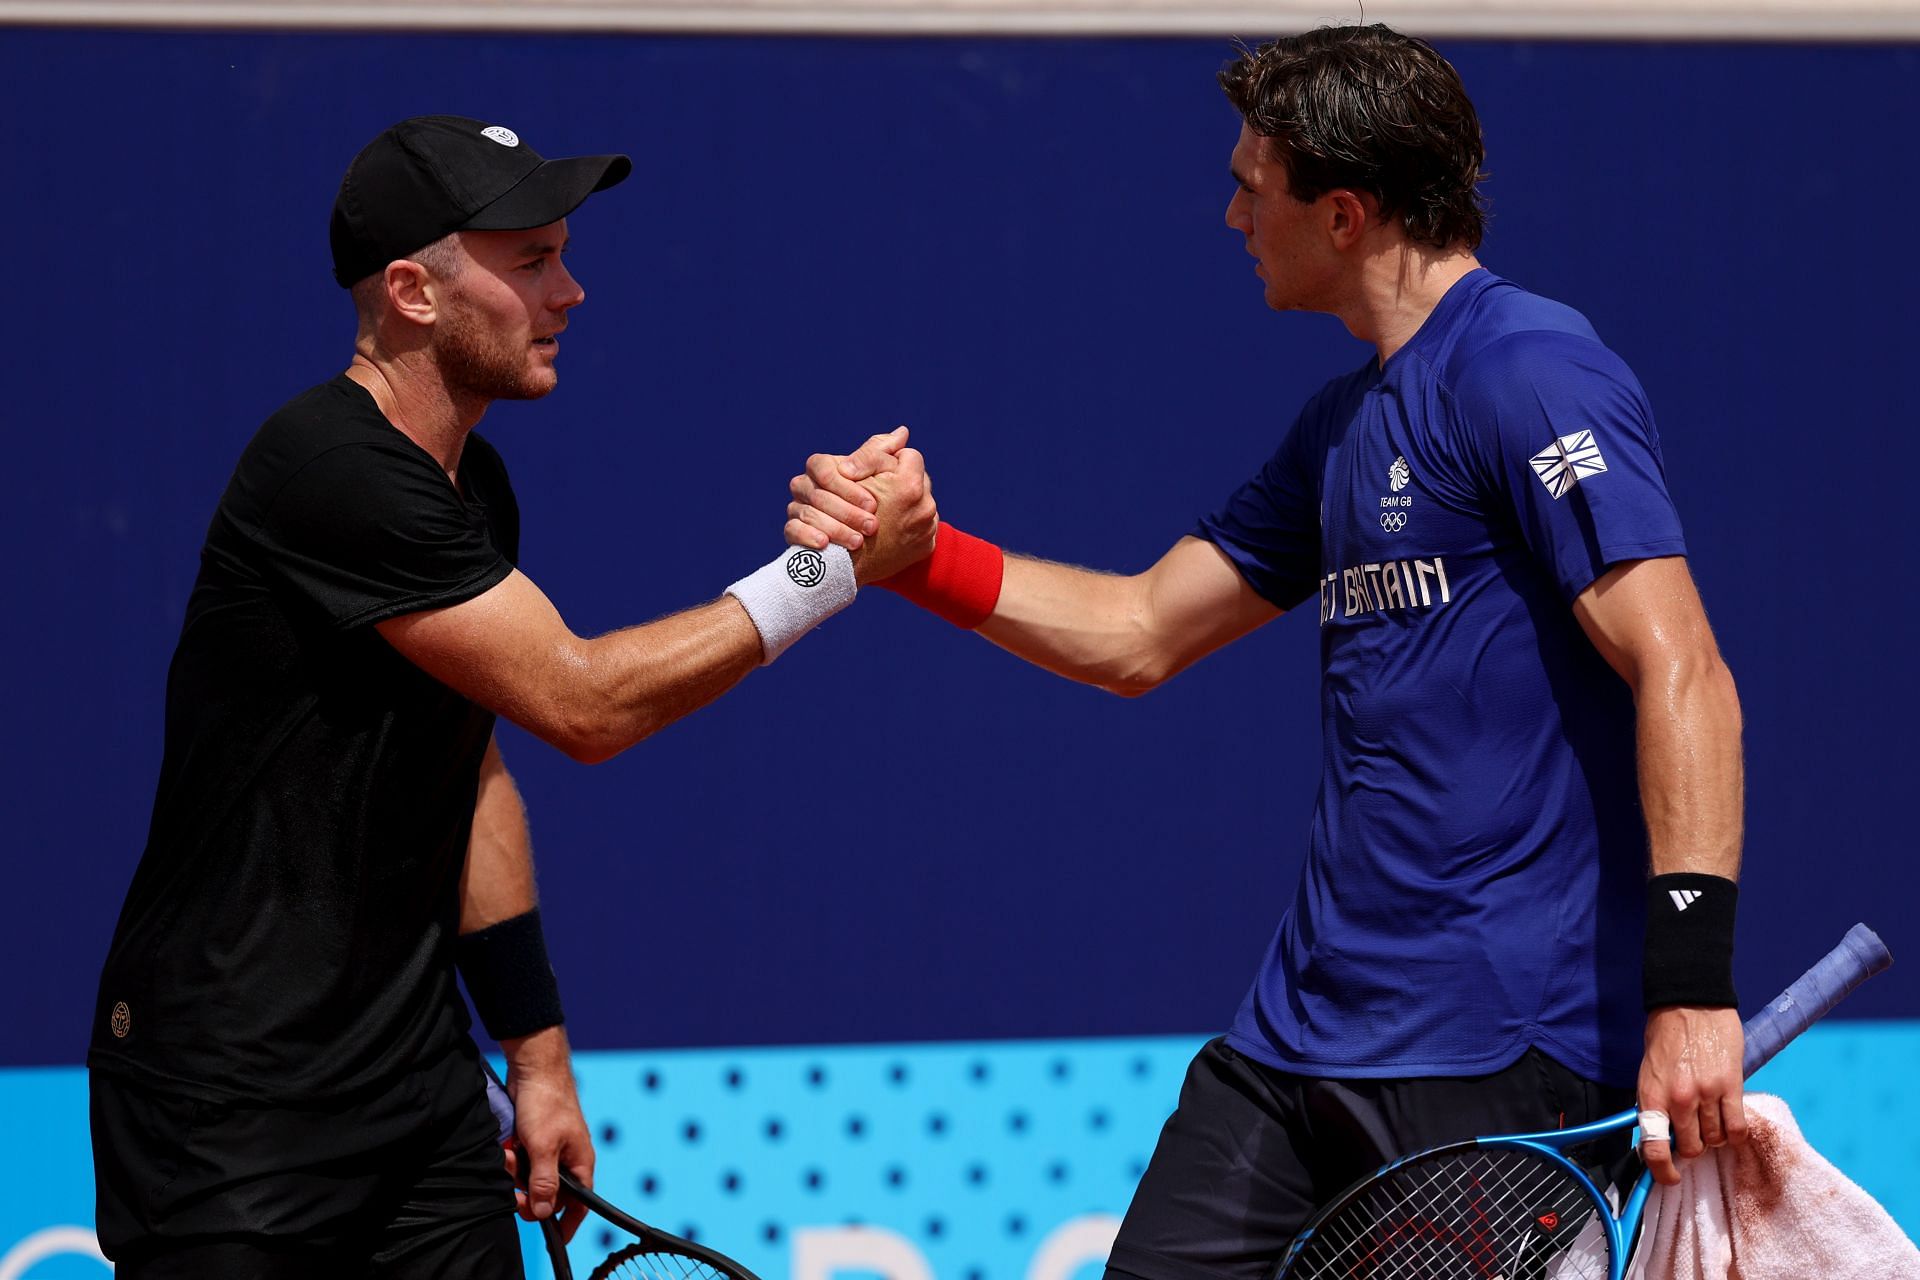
[1637,1109,1672,1146]
[725,544,856,663]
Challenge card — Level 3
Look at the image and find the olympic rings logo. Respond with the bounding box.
[1379,512,1408,533]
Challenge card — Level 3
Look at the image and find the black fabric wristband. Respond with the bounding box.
[456,908,566,1041]
[1643,873,1739,1010]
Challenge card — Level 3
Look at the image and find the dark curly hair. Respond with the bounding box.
[1219,25,1488,251]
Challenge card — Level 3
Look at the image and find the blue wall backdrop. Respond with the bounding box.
[1,25,1916,1274]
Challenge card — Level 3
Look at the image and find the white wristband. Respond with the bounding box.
[725,545,856,664]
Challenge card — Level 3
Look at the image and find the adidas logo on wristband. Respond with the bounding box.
[1668,888,1703,911]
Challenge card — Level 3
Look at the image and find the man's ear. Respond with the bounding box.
[385,260,439,328]
[1324,188,1380,251]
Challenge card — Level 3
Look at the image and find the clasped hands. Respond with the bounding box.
[786,426,939,583]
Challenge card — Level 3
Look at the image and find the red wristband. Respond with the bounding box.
[878,523,1004,629]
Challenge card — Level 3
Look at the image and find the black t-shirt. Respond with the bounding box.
[89,375,519,1103]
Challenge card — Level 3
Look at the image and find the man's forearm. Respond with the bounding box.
[977,538,1281,697]
[560,598,763,763]
[978,555,1172,696]
[379,572,775,768]
[462,735,538,931]
[1635,649,1744,879]
[459,737,570,1045]
[1630,626,1746,1029]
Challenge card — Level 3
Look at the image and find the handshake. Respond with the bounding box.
[727,422,1001,663]
[783,426,939,586]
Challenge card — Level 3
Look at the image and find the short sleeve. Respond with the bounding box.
[1195,409,1324,612]
[257,441,512,628]
[1455,330,1687,600]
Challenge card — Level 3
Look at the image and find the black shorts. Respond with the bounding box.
[1106,1038,1636,1280]
[91,1043,521,1279]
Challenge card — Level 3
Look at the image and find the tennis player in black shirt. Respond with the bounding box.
[87,115,938,1279]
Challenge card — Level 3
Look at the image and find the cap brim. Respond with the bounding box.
[462,153,632,232]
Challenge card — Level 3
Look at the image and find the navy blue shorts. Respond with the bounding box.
[91,1044,521,1279]
[1106,1038,1636,1280]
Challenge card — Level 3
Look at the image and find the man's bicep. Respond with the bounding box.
[376,569,584,727]
[1574,559,1743,883]
[1571,555,1720,688]
[1144,536,1285,673]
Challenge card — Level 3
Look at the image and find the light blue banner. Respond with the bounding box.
[6,1028,1914,1278]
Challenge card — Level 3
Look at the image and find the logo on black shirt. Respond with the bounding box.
[110,1001,131,1038]
[786,549,827,588]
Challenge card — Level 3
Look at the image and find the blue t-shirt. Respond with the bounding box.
[1197,270,1685,1087]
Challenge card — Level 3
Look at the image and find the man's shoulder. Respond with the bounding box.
[1436,280,1640,409]
[205,377,455,546]
[232,376,432,497]
[248,375,395,458]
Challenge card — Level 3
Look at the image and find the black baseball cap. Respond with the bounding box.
[330,115,631,288]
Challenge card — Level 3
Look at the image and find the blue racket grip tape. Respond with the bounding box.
[482,1062,516,1145]
[1742,923,1891,1077]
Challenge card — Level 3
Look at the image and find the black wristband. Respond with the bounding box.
[456,908,566,1041]
[1643,873,1739,1010]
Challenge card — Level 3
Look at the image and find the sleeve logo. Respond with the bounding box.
[1529,429,1609,499]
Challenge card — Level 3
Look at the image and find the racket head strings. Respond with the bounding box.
[587,1242,754,1280]
[1279,1143,1615,1279]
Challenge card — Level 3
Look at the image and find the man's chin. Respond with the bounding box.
[500,372,560,402]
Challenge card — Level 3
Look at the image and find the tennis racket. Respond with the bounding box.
[1274,922,1892,1280]
[481,1061,765,1280]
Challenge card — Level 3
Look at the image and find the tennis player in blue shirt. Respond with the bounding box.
[792,24,1746,1280]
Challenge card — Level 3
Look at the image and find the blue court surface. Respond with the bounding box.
[5,1025,1913,1278]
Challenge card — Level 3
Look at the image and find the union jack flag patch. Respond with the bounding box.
[1529,429,1609,499]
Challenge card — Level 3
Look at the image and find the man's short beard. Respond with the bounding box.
[435,302,552,403]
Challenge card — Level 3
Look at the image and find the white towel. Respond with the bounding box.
[1625,1093,1920,1280]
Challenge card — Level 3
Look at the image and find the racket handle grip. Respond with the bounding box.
[1741,923,1891,1077]
[481,1059,517,1145]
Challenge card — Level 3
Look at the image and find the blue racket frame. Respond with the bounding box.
[1479,1112,1656,1280]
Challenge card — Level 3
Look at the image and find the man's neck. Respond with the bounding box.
[344,352,486,483]
[1340,245,1483,367]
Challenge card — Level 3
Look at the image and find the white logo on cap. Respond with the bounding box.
[481,126,520,148]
